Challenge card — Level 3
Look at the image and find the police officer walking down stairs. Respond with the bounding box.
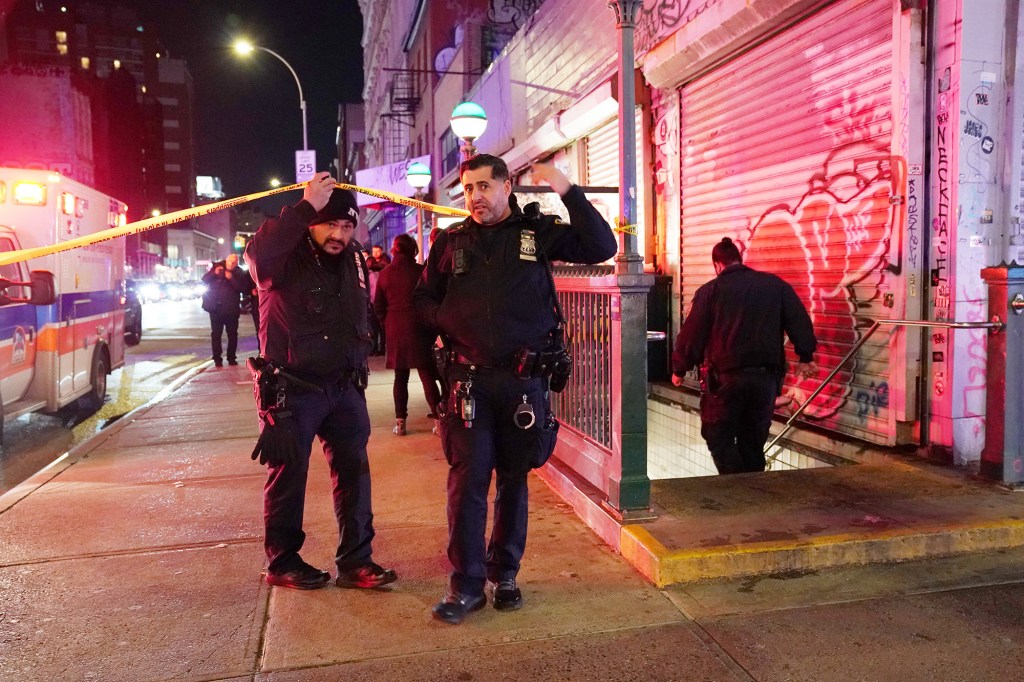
[243,171,397,591]
[414,154,617,624]
[671,237,818,475]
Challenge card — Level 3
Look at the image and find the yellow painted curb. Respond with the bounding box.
[621,517,1024,587]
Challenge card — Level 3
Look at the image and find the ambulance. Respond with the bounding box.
[0,168,129,446]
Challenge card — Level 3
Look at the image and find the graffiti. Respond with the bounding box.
[907,178,919,269]
[488,0,543,29]
[741,88,902,422]
[964,120,983,138]
[961,285,987,428]
[634,0,724,55]
[976,92,989,105]
[932,117,950,314]
[855,381,889,423]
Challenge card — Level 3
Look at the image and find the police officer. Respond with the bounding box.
[671,237,818,474]
[243,172,397,591]
[414,154,616,624]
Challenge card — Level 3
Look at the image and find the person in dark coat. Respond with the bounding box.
[201,253,246,367]
[414,154,617,624]
[374,233,443,435]
[366,245,390,356]
[243,173,397,592]
[671,237,818,474]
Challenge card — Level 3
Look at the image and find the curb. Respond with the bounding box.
[0,360,214,513]
[620,517,1024,587]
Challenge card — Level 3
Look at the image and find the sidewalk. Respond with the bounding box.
[0,358,694,681]
[2,358,1024,681]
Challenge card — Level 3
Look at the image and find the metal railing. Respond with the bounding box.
[764,317,1005,469]
[552,287,614,449]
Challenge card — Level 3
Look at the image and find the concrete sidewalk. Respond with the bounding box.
[2,357,1024,681]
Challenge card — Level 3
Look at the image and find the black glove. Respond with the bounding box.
[251,409,300,467]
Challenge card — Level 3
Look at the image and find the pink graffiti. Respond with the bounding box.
[743,140,902,421]
[961,285,987,427]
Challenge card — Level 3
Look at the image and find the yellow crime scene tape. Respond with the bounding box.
[0,181,471,268]
[612,220,638,235]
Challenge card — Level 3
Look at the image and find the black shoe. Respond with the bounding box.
[266,562,330,590]
[227,359,239,366]
[493,579,523,611]
[213,360,223,368]
[335,561,397,589]
[432,590,486,624]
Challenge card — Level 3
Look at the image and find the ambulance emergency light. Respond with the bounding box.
[13,182,47,206]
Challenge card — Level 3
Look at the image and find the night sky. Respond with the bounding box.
[127,0,364,210]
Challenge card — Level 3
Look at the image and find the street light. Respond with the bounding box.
[450,101,487,160]
[406,161,431,263]
[233,39,308,151]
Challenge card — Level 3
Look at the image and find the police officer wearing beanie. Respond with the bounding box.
[414,154,617,624]
[671,237,818,474]
[243,172,397,591]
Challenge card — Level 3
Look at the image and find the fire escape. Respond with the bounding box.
[375,70,422,245]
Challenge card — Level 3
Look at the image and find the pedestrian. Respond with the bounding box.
[374,233,443,436]
[243,172,397,591]
[366,245,390,356]
[414,154,616,624]
[670,237,818,474]
[201,253,245,367]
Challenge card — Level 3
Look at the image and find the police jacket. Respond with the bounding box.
[672,263,817,376]
[414,186,616,367]
[243,200,372,380]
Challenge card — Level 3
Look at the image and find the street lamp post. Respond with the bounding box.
[450,102,488,161]
[234,39,308,151]
[406,162,432,263]
[604,0,652,515]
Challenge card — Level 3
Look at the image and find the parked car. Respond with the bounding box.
[124,279,143,345]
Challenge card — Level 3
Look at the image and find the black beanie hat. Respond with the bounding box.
[312,188,359,225]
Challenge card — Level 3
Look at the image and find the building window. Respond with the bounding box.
[167,244,180,260]
[166,186,182,194]
[164,163,181,172]
[55,30,67,44]
[164,141,180,150]
[80,56,90,69]
[163,120,180,129]
[113,59,121,70]
[57,44,68,55]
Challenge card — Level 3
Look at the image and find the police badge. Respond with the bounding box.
[519,229,537,261]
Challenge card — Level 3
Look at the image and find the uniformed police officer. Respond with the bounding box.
[414,154,617,624]
[671,237,818,474]
[243,172,397,591]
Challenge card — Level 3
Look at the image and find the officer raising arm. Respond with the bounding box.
[414,154,616,624]
[243,171,397,592]
[671,237,818,475]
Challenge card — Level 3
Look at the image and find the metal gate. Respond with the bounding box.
[678,0,903,444]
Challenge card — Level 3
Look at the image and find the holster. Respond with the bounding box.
[698,364,720,394]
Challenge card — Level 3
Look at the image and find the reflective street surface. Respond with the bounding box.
[0,298,258,495]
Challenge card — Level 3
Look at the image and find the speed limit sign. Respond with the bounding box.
[295,150,316,183]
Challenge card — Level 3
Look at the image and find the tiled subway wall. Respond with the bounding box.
[646,396,833,479]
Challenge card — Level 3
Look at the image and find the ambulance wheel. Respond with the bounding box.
[125,318,142,346]
[78,350,108,413]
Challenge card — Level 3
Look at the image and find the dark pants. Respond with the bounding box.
[438,366,549,597]
[393,366,443,418]
[699,371,778,474]
[209,312,239,363]
[250,298,260,353]
[263,380,375,574]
